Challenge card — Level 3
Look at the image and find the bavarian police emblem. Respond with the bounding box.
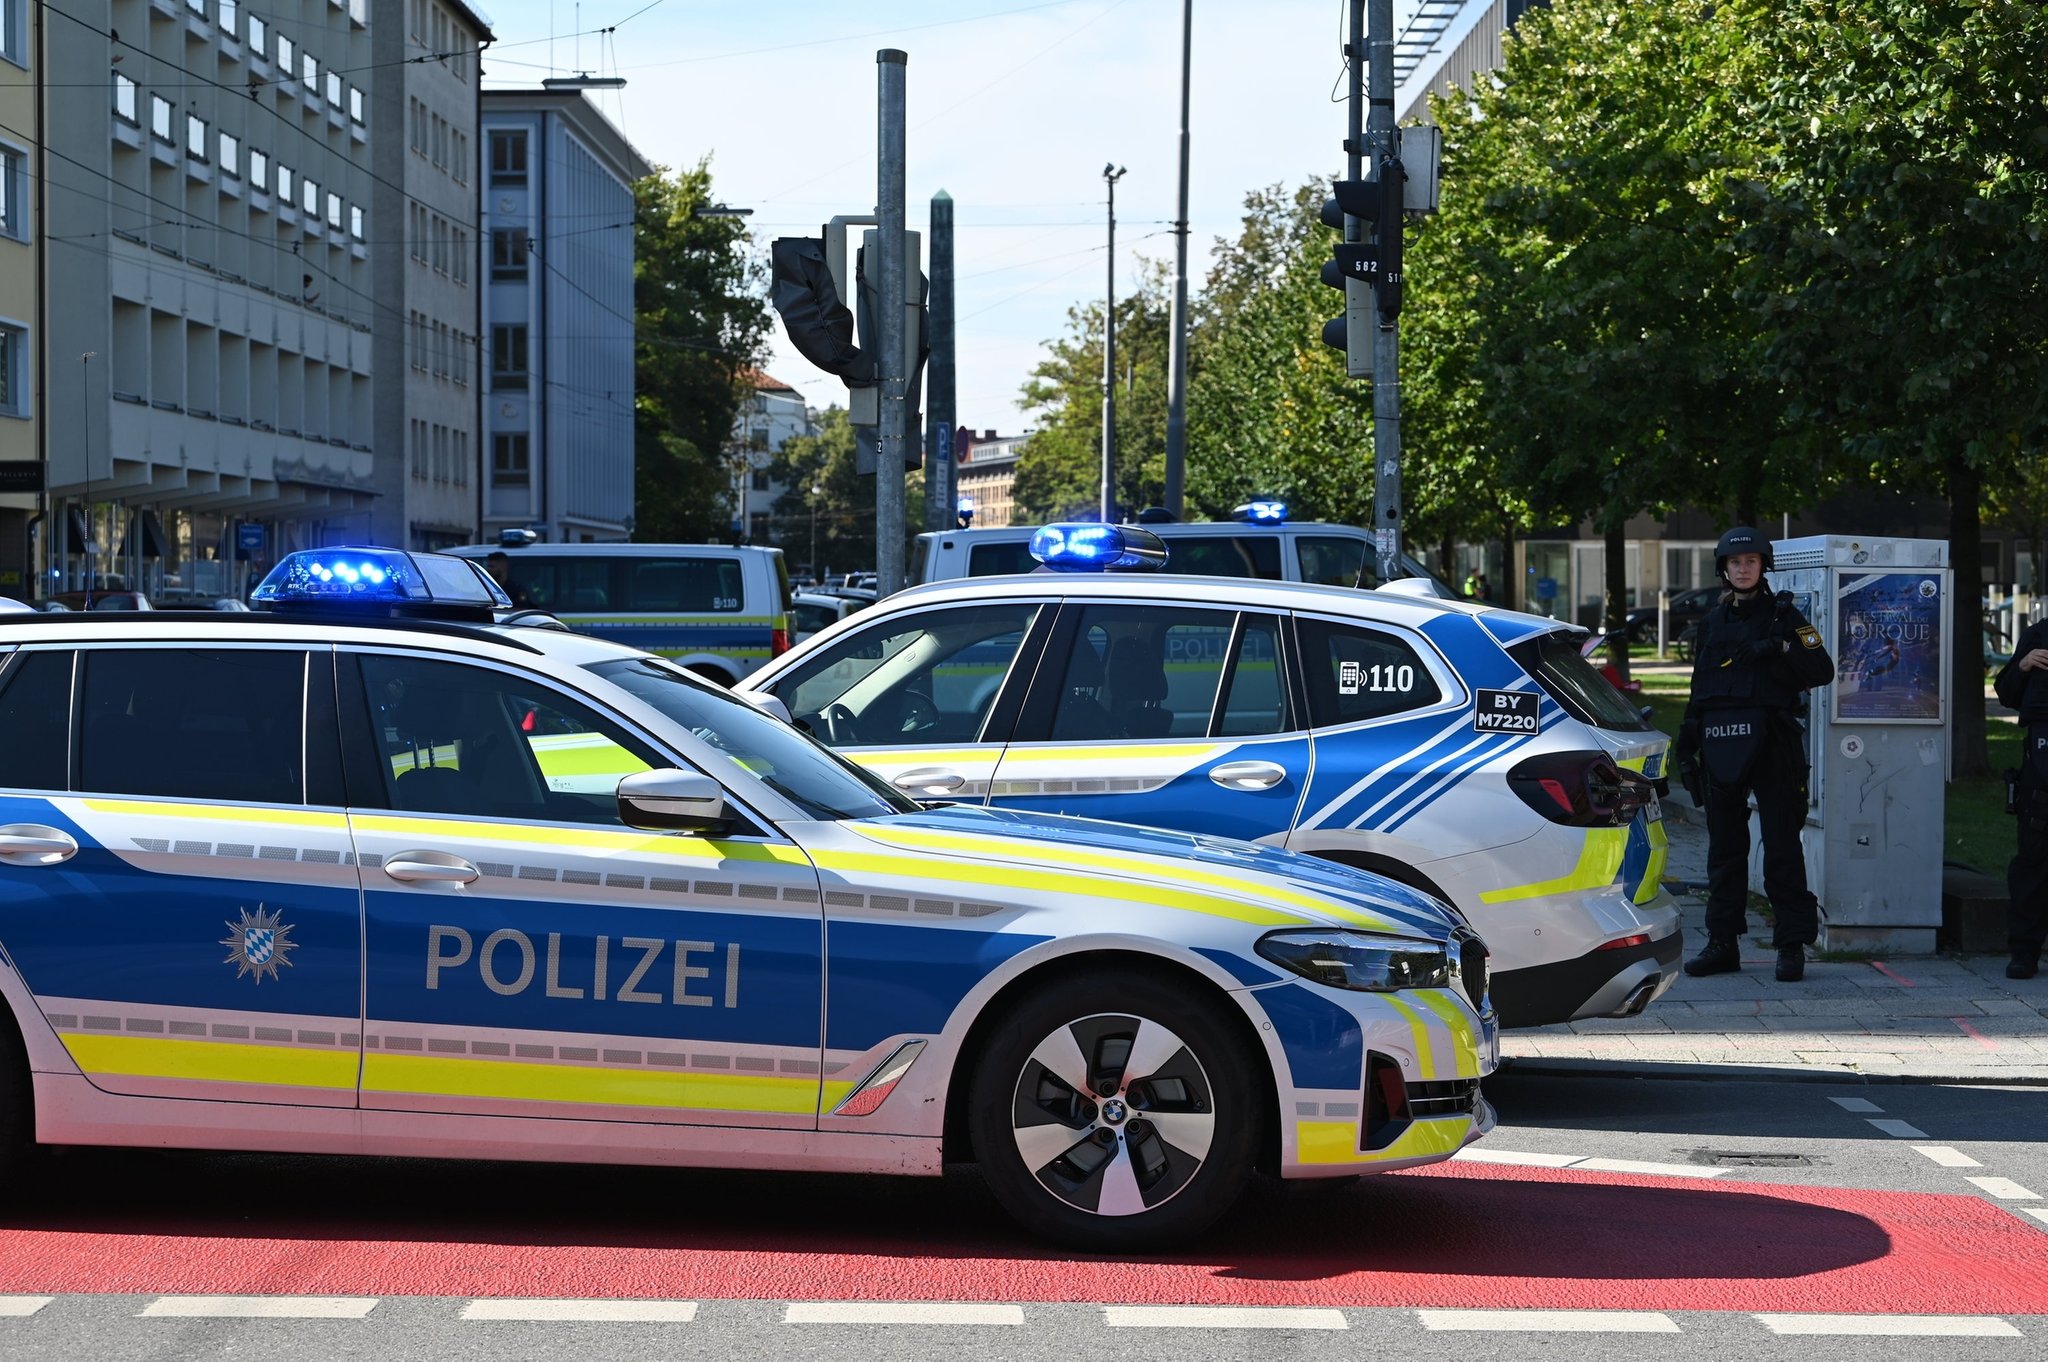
[1796,625,1822,649]
[221,905,298,984]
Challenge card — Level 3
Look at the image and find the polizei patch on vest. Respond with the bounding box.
[1705,719,1758,741]
[1797,625,1822,649]
[1474,688,1540,734]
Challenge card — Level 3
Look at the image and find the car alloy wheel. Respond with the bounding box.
[969,971,1256,1249]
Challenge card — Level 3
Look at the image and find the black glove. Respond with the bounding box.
[1746,636,1785,662]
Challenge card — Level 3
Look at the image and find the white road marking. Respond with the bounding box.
[461,1300,699,1322]
[785,1303,1023,1325]
[1756,1314,2023,1337]
[1570,1157,1729,1180]
[1866,1118,1929,1139]
[1827,1096,1883,1113]
[140,1296,379,1319]
[0,1297,53,1317]
[1911,1145,1983,1168]
[1967,1177,2042,1201]
[1451,1148,1585,1169]
[1102,1306,1347,1330]
[1419,1309,1680,1333]
[2022,1208,2048,1227]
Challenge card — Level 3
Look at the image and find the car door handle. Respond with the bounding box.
[0,824,79,865]
[1209,760,1287,791]
[892,768,965,794]
[383,851,481,885]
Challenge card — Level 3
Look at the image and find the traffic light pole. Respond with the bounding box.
[1365,0,1404,580]
[876,50,908,595]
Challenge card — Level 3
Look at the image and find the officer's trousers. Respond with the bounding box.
[2012,775,2048,955]
[1703,739,1819,948]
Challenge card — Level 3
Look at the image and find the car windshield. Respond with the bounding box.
[1509,630,1654,731]
[587,657,918,821]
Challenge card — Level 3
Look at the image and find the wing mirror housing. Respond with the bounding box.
[740,691,795,725]
[617,769,730,835]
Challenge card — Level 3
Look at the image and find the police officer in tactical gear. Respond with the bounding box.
[1674,528,1836,982]
[1993,616,2048,979]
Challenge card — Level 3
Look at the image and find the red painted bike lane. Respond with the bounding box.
[2,1159,2044,1312]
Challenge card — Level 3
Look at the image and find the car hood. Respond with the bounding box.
[841,804,1461,939]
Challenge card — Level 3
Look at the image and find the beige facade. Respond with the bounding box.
[956,431,1026,529]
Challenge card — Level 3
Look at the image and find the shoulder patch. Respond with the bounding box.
[1796,625,1822,649]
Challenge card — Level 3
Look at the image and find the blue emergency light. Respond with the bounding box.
[251,547,512,617]
[1027,523,1169,573]
[1233,500,1288,525]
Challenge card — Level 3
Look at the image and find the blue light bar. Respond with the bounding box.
[1027,523,1169,573]
[1234,500,1288,525]
[251,547,512,614]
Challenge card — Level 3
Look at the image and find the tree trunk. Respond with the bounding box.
[1949,453,1990,780]
[1499,511,1519,613]
[1438,531,1455,586]
[1604,514,1631,683]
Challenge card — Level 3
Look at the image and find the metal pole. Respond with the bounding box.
[1162,0,1193,520]
[876,50,908,594]
[1100,164,1125,523]
[80,351,94,606]
[1366,0,1403,579]
[925,190,956,532]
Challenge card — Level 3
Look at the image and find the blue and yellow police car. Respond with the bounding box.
[0,547,1491,1249]
[741,523,1683,1030]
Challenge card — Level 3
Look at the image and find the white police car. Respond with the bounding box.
[0,546,1491,1249]
[740,524,1682,1030]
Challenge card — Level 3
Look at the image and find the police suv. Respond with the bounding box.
[741,524,1682,1029]
[0,547,1491,1248]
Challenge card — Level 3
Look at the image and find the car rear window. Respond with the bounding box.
[1508,631,1653,731]
[967,541,1038,577]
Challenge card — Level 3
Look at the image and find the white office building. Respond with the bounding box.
[479,90,650,544]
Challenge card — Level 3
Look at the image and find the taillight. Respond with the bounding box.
[1598,933,1651,951]
[770,626,790,656]
[1507,751,1650,827]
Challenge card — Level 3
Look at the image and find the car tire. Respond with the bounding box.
[0,1016,33,1180]
[967,969,1258,1251]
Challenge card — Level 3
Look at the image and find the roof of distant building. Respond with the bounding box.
[745,370,799,394]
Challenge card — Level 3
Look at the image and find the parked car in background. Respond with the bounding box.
[791,588,876,642]
[47,591,152,612]
[1621,585,1720,646]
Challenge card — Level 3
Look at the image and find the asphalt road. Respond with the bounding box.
[1,1071,2044,1361]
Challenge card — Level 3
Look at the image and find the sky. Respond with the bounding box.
[476,0,1460,433]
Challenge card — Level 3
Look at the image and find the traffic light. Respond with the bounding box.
[1319,156,1408,376]
[769,237,875,384]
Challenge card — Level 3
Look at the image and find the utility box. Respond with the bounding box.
[1771,535,1952,952]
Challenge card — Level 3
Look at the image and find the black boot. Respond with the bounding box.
[2009,950,2041,981]
[1775,945,1806,982]
[1685,935,1741,977]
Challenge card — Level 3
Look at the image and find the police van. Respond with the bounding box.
[743,523,1683,1030]
[448,539,793,686]
[0,546,1491,1248]
[915,503,1454,595]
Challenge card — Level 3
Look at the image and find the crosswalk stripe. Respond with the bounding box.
[1418,1310,1680,1333]
[784,1303,1023,1325]
[1827,1096,1883,1113]
[1867,1118,1930,1139]
[139,1296,379,1319]
[0,1297,53,1317]
[1910,1145,1982,1168]
[460,1300,699,1322]
[1569,1157,1728,1180]
[1451,1148,1583,1168]
[1102,1306,1347,1330]
[2022,1208,2048,1227]
[1967,1177,2042,1201]
[1756,1314,2023,1337]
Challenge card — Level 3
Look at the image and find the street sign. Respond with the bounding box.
[236,523,267,557]
[0,463,45,494]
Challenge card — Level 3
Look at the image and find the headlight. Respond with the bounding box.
[1255,930,1450,992]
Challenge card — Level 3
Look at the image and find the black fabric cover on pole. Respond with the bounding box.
[769,237,874,384]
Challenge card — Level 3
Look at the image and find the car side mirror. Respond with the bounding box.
[617,769,729,835]
[740,691,794,726]
[1640,704,1655,722]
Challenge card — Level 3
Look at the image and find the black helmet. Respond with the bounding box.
[1714,526,1773,579]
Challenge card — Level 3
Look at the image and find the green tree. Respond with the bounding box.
[632,161,771,543]
[1013,265,1172,522]
[768,407,873,579]
[1733,0,2048,776]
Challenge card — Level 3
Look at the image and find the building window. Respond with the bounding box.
[1,0,23,66]
[452,130,467,184]
[492,433,530,487]
[186,113,208,161]
[326,192,341,229]
[326,71,341,106]
[247,15,265,54]
[0,324,24,415]
[350,205,363,239]
[0,148,21,240]
[218,131,239,177]
[218,0,237,37]
[491,324,527,391]
[150,95,173,142]
[302,176,318,217]
[113,73,137,122]
[276,163,292,202]
[489,130,526,185]
[490,228,527,279]
[185,0,205,16]
[248,147,268,190]
[302,52,317,94]
[349,86,364,124]
[276,33,292,75]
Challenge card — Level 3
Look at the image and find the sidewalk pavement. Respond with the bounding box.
[1499,804,2048,1086]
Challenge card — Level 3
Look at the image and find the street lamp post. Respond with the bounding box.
[1100,163,1126,524]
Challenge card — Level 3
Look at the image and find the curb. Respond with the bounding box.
[1500,1055,2048,1087]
